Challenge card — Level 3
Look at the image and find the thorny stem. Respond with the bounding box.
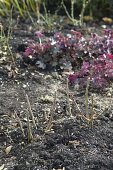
[26,109,33,143]
[45,90,57,132]
[14,110,25,138]
[25,94,37,129]
[0,23,3,39]
[66,78,72,117]
[71,94,87,120]
[72,88,102,126]
[85,77,90,118]
[89,95,94,127]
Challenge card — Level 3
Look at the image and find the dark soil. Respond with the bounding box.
[1,17,113,170]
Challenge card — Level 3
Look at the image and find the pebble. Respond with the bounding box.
[107,92,112,97]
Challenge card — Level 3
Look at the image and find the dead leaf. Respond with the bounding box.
[8,68,18,78]
[0,57,6,64]
[69,140,80,146]
[83,16,93,22]
[53,167,65,170]
[5,65,11,71]
[5,145,12,154]
[102,17,113,24]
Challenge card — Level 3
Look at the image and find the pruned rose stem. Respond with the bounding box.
[26,109,33,143]
[25,93,37,129]
[14,110,25,138]
[45,90,57,132]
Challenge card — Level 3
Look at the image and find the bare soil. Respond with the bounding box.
[1,18,113,170]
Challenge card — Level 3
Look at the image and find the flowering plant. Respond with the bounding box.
[23,29,113,88]
[69,53,113,88]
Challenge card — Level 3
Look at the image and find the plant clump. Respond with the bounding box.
[23,29,113,88]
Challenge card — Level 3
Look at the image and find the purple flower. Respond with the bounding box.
[80,61,90,74]
[68,73,78,84]
[24,47,33,56]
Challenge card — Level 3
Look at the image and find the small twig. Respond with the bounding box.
[25,94,37,129]
[14,110,25,138]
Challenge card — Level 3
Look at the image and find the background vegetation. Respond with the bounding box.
[0,0,113,21]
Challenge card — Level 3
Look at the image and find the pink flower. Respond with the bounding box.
[106,53,113,60]
[35,31,44,38]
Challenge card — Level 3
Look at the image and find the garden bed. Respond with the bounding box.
[1,17,113,170]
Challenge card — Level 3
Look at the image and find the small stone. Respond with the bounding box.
[107,92,111,97]
[31,72,35,76]
[101,25,107,29]
[23,84,27,88]
[109,88,113,92]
